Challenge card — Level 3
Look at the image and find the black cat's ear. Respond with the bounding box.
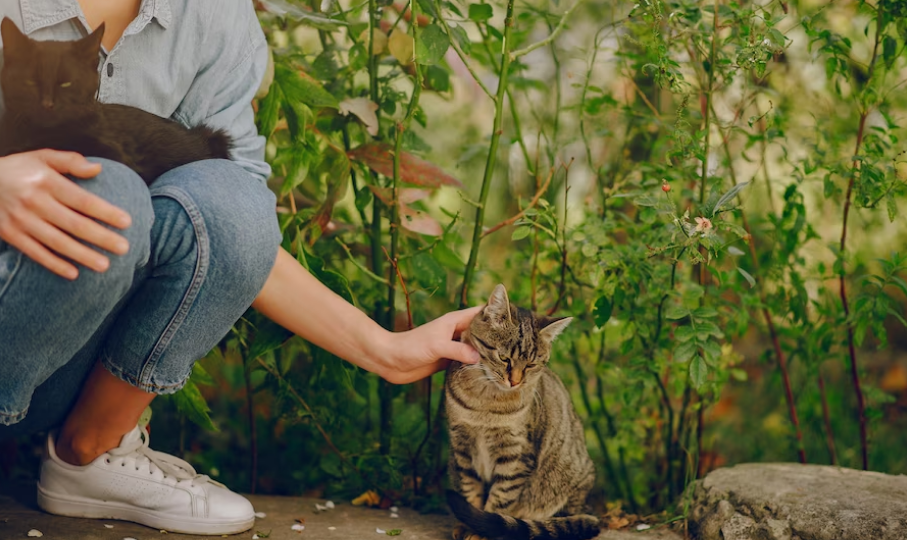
[1,17,31,55]
[538,316,572,345]
[483,284,512,326]
[76,22,105,63]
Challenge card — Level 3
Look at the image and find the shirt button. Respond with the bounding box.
[107,63,114,77]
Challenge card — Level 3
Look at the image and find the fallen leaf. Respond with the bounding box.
[349,143,464,189]
[26,531,42,538]
[388,29,414,65]
[386,530,402,536]
[339,97,380,136]
[352,489,382,507]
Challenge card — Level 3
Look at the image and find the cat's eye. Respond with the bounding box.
[60,82,72,88]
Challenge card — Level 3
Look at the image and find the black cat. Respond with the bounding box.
[0,17,231,185]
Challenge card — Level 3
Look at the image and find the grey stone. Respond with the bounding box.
[690,463,907,540]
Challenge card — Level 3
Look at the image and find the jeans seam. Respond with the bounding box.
[135,186,210,391]
[0,406,28,426]
[0,248,23,306]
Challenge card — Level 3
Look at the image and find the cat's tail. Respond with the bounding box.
[190,126,233,160]
[446,490,600,540]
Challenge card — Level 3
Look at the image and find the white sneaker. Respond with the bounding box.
[37,426,255,535]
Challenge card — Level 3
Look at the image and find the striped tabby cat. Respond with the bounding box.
[445,284,600,540]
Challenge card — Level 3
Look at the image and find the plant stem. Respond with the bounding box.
[244,365,258,494]
[459,0,517,308]
[817,367,838,465]
[839,12,882,470]
[509,0,585,59]
[571,351,621,502]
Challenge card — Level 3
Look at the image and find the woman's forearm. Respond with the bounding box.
[251,248,394,377]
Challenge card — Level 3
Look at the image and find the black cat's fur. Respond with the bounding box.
[0,17,232,185]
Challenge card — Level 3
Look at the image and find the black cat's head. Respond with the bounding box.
[1,17,104,126]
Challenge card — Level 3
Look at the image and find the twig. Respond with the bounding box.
[244,366,258,494]
[434,1,495,102]
[510,0,586,59]
[482,168,555,238]
[382,246,413,330]
[817,366,838,465]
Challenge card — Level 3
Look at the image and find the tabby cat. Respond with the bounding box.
[0,18,231,185]
[445,284,600,540]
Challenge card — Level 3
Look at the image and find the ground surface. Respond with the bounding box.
[0,483,681,540]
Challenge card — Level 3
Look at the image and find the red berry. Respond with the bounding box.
[661,181,671,192]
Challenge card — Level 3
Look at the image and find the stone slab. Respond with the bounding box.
[0,483,680,540]
[690,463,907,540]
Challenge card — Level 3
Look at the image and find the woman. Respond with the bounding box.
[0,0,481,535]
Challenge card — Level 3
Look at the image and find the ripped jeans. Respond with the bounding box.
[0,158,280,437]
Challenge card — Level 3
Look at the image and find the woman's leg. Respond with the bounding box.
[0,159,153,431]
[35,159,279,535]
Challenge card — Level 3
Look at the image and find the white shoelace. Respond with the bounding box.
[107,429,224,488]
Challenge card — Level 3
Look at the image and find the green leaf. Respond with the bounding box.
[737,267,756,288]
[247,318,294,365]
[692,306,718,319]
[468,3,493,21]
[887,195,898,223]
[426,65,451,92]
[415,24,450,65]
[593,296,613,327]
[690,356,708,389]
[411,252,447,290]
[433,240,464,269]
[386,530,403,536]
[275,63,339,109]
[665,305,689,320]
[511,226,531,240]
[256,84,282,139]
[713,181,748,214]
[701,340,722,365]
[172,380,218,431]
[674,340,697,363]
[675,325,696,343]
[450,25,472,55]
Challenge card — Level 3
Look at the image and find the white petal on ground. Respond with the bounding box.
[636,524,652,531]
[104,524,114,529]
[389,506,399,512]
[328,527,337,530]
[252,535,260,540]
[26,531,42,538]
[338,97,380,137]
[376,528,386,534]
[254,512,267,518]
[390,513,399,518]
[325,500,335,509]
[292,524,305,531]
[315,503,327,511]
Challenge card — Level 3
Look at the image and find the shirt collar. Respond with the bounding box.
[19,0,172,34]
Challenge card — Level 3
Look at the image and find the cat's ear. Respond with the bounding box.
[1,17,31,55]
[483,284,512,326]
[76,22,105,64]
[539,317,573,345]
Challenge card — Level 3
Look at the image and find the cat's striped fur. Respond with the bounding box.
[445,284,599,540]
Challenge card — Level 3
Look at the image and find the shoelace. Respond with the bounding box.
[107,429,225,488]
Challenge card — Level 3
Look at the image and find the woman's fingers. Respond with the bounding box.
[49,170,131,230]
[19,211,110,273]
[37,149,103,179]
[38,195,130,256]
[0,225,79,279]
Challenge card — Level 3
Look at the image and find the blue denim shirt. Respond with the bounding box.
[0,0,271,183]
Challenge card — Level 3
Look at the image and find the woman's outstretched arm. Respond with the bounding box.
[252,248,482,384]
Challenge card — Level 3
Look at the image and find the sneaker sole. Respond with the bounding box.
[37,484,255,535]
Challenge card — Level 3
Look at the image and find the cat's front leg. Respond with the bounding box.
[450,447,486,509]
[483,454,532,513]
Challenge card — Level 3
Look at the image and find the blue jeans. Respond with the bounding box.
[0,159,280,437]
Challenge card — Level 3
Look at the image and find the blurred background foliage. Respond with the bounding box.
[9,0,907,519]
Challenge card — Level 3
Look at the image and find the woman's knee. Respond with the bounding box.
[80,158,153,265]
[151,160,280,295]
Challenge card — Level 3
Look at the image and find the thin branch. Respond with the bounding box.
[482,167,555,238]
[434,2,496,102]
[510,0,586,59]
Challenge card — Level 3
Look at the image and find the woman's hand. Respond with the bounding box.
[0,150,132,279]
[377,306,483,384]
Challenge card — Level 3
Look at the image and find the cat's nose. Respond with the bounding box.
[41,99,54,110]
[509,372,523,387]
